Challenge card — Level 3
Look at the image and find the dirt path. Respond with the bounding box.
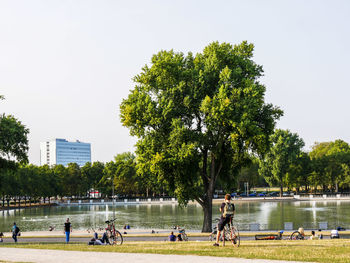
[0,247,307,263]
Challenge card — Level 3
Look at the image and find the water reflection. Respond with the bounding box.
[1,200,350,232]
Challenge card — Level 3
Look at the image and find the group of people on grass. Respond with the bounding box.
[168,231,183,242]
[2,218,73,244]
[1,194,343,245]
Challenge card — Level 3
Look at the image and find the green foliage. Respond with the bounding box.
[120,41,282,231]
[82,161,105,196]
[99,152,140,196]
[0,114,29,163]
[285,152,312,192]
[0,95,29,204]
[259,129,304,196]
[309,140,350,192]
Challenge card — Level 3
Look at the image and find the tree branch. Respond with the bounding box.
[195,197,204,207]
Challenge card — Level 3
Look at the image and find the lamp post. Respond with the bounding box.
[107,176,115,218]
[111,176,115,218]
[112,177,115,205]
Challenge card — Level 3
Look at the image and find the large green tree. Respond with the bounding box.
[285,152,311,193]
[0,96,29,206]
[259,129,305,196]
[99,153,140,197]
[120,41,282,231]
[0,114,29,163]
[309,140,350,192]
[82,161,105,197]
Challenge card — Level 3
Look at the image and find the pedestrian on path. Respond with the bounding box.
[11,222,20,243]
[64,218,72,244]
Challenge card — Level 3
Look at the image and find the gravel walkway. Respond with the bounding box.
[0,247,307,263]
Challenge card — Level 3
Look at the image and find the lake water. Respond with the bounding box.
[1,200,350,232]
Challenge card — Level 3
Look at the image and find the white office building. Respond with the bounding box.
[40,138,91,166]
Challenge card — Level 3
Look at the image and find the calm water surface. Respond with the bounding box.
[1,200,350,232]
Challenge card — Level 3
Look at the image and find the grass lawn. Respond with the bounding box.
[2,240,350,262]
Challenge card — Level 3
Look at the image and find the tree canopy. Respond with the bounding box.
[120,41,282,231]
[259,129,305,196]
[309,140,350,192]
[0,114,29,163]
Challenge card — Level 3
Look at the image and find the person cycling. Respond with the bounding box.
[213,193,235,246]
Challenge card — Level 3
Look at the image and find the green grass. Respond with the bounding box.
[3,240,350,262]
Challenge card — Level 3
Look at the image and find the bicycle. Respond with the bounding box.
[105,218,123,245]
[209,218,227,242]
[290,230,304,240]
[223,217,240,247]
[210,217,240,247]
[178,228,188,241]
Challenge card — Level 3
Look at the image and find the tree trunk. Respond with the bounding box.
[201,197,213,232]
[280,185,283,197]
[199,151,222,233]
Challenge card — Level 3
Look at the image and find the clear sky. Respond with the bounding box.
[1,0,349,165]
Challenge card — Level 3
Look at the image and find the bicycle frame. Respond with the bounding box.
[105,218,123,245]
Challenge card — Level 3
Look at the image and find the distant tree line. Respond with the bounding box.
[0,152,172,207]
[217,130,350,196]
[1,135,350,207]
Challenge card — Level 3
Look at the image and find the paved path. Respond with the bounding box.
[0,247,307,263]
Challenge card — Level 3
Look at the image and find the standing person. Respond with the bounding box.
[64,218,72,244]
[11,222,20,243]
[213,194,235,247]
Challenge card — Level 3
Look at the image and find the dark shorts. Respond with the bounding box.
[218,216,231,231]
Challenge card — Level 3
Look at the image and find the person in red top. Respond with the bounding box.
[213,194,235,246]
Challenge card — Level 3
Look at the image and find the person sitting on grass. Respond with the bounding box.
[88,232,109,245]
[213,194,235,247]
[318,229,323,239]
[331,229,340,239]
[310,230,318,240]
[169,231,176,242]
[298,227,305,239]
[177,233,183,241]
[0,232,3,242]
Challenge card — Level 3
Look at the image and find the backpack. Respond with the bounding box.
[223,202,234,217]
[15,226,20,234]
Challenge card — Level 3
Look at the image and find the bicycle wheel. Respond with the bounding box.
[224,227,230,241]
[230,225,240,247]
[209,233,216,241]
[107,230,123,245]
[181,232,188,241]
[290,231,303,240]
